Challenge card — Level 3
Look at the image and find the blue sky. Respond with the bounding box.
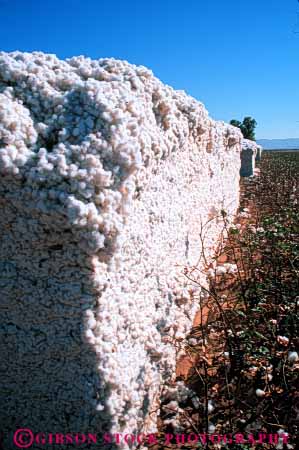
[0,0,299,139]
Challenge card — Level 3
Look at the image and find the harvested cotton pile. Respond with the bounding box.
[240,139,262,177]
[0,51,242,449]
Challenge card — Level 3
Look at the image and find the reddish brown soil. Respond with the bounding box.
[176,173,260,380]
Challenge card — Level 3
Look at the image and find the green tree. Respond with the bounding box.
[230,119,242,129]
[241,116,257,141]
[230,116,257,141]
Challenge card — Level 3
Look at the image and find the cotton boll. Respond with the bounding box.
[224,263,238,274]
[207,400,214,413]
[208,423,216,433]
[96,403,105,411]
[215,265,227,275]
[191,396,200,409]
[175,331,185,340]
[188,338,197,346]
[239,211,249,218]
[255,389,265,397]
[162,401,178,412]
[276,429,290,450]
[207,268,215,278]
[277,335,289,346]
[288,351,299,363]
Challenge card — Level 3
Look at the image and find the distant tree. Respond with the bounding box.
[241,116,257,141]
[230,117,257,141]
[230,119,242,129]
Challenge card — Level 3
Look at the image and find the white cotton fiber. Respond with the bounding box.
[0,51,242,449]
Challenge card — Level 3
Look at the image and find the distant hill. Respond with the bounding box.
[257,138,299,150]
